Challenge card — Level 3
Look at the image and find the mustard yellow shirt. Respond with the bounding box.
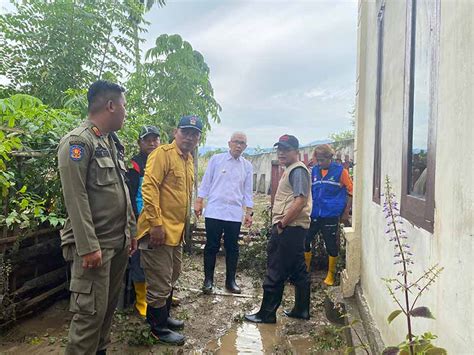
[137,141,194,246]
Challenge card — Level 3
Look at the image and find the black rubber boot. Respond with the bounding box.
[244,288,284,324]
[284,283,311,320]
[202,251,216,294]
[166,291,184,330]
[225,252,241,294]
[96,350,106,355]
[146,305,185,345]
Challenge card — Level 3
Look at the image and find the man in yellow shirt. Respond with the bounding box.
[136,115,202,345]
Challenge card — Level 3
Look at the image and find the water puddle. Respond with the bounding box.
[205,316,314,354]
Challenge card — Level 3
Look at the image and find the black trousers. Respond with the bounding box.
[204,218,242,258]
[263,225,310,293]
[304,217,339,257]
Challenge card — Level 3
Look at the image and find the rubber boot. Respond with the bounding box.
[324,256,338,286]
[202,251,216,294]
[244,288,284,324]
[225,252,241,294]
[304,252,312,272]
[171,296,180,307]
[166,291,184,330]
[133,282,147,317]
[146,305,185,345]
[96,350,106,355]
[284,283,311,320]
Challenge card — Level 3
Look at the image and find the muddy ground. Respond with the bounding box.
[0,194,346,354]
[0,253,345,354]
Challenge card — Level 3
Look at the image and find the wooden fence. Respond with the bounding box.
[188,226,253,253]
[0,228,68,332]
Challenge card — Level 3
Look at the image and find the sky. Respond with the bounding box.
[143,0,358,148]
[0,0,358,148]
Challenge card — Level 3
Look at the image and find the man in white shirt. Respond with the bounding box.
[194,132,254,294]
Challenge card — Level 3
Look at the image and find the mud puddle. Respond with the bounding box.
[205,316,314,354]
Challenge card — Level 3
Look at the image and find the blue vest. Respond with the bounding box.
[311,162,347,218]
[131,153,147,215]
[137,176,144,214]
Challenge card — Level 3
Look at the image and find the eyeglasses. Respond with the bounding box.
[231,140,247,146]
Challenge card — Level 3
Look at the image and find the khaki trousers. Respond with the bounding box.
[65,246,128,355]
[140,245,182,308]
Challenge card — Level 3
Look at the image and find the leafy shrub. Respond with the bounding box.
[238,206,271,281]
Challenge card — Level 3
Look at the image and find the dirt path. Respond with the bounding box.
[0,254,345,354]
[0,254,259,354]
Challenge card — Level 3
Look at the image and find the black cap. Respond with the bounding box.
[139,125,160,139]
[178,115,203,132]
[273,134,299,150]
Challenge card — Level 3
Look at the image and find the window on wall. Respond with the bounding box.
[372,1,385,204]
[401,0,439,232]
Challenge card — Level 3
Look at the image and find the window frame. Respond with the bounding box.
[372,1,385,204]
[401,0,440,233]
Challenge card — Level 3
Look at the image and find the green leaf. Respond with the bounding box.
[20,198,29,209]
[382,347,400,355]
[387,309,403,324]
[425,347,447,355]
[409,306,435,319]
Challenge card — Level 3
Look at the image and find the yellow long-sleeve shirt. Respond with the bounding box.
[136,141,194,246]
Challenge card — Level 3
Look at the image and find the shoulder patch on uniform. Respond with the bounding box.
[70,145,84,161]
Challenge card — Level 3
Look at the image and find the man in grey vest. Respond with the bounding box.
[245,134,312,324]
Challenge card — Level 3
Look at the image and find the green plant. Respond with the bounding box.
[0,0,144,106]
[125,34,221,143]
[123,323,160,347]
[238,205,271,280]
[329,106,355,151]
[381,177,445,355]
[113,310,159,346]
[335,222,347,284]
[0,253,13,325]
[312,324,345,351]
[1,94,75,234]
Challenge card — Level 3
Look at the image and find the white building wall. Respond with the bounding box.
[355,1,473,352]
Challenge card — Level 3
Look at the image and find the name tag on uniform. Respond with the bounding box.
[95,146,110,158]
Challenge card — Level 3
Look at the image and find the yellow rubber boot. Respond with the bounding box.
[304,252,312,272]
[171,296,181,307]
[134,282,147,317]
[323,256,338,286]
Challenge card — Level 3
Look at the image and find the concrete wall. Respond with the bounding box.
[247,141,354,195]
[353,1,473,352]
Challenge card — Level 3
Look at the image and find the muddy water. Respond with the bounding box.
[205,316,313,354]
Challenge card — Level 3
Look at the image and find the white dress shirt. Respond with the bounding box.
[198,151,254,222]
